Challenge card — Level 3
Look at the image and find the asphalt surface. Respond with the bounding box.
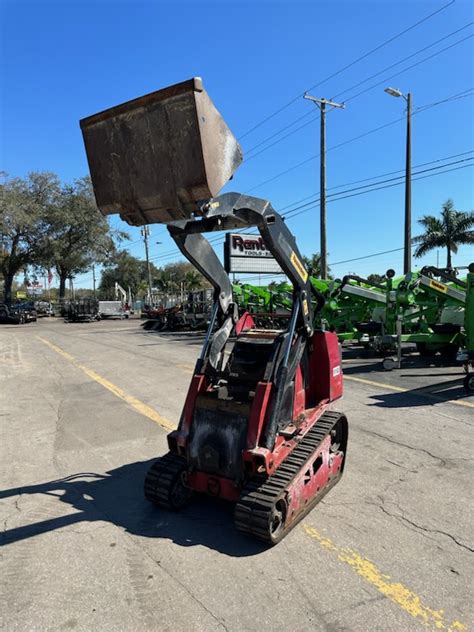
[1,318,472,632]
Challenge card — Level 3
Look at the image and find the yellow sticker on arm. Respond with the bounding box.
[290,251,308,282]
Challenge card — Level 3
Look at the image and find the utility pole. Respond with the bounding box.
[384,87,412,274]
[141,226,153,304]
[92,265,96,299]
[303,94,345,280]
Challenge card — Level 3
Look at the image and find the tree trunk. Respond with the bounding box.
[59,274,68,300]
[446,245,452,271]
[3,272,14,305]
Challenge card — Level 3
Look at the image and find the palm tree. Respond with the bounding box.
[302,253,331,278]
[413,199,474,270]
[184,270,203,291]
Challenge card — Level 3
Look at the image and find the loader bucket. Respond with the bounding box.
[80,77,242,226]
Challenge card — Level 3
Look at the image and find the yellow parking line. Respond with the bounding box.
[345,375,474,409]
[37,336,176,431]
[302,525,466,631]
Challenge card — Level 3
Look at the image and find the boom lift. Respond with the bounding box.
[80,77,348,544]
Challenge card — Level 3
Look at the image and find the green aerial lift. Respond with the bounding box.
[457,263,474,392]
[381,267,468,370]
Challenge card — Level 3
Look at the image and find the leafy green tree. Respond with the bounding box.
[413,199,474,270]
[99,251,159,299]
[0,172,60,304]
[45,177,125,298]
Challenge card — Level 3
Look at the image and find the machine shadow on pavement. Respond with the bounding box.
[0,459,266,557]
[342,352,460,377]
[368,379,469,408]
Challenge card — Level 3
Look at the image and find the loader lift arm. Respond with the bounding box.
[168,192,324,371]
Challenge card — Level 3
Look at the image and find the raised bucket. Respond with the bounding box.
[80,77,242,226]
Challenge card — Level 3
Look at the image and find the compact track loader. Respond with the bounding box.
[81,78,348,544]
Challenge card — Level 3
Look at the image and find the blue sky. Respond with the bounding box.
[2,0,473,288]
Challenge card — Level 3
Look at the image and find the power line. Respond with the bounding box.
[343,33,473,105]
[332,23,473,101]
[285,162,473,220]
[146,160,473,265]
[278,149,473,213]
[237,0,455,141]
[147,154,473,261]
[245,22,472,158]
[244,88,474,192]
[279,157,473,216]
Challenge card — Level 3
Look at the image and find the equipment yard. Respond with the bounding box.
[1,318,472,632]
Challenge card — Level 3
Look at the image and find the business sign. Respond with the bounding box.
[224,233,282,274]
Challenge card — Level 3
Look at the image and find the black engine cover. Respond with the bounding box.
[187,397,250,479]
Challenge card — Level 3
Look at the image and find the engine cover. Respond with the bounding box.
[187,396,250,480]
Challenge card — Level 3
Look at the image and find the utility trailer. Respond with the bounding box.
[63,299,100,323]
[81,77,348,544]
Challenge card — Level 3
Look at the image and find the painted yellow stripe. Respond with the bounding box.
[302,525,466,631]
[37,336,176,431]
[345,374,474,409]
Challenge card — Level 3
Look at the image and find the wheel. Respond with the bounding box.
[417,342,436,357]
[382,357,397,371]
[144,453,192,510]
[464,373,474,393]
[440,345,458,360]
[268,498,288,545]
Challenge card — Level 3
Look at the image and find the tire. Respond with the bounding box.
[464,373,474,393]
[417,342,436,357]
[382,357,397,371]
[440,345,458,360]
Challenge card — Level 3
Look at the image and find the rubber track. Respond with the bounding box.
[144,452,186,508]
[234,411,344,543]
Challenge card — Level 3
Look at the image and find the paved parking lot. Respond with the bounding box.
[1,318,472,631]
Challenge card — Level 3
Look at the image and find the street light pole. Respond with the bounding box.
[304,93,345,279]
[384,87,412,274]
[404,92,412,275]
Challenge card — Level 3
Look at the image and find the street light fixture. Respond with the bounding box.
[385,86,412,274]
[384,87,403,98]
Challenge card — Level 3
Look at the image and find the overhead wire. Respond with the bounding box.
[245,21,473,158]
[243,87,474,191]
[147,152,473,261]
[237,0,455,140]
[244,33,473,165]
[147,158,473,265]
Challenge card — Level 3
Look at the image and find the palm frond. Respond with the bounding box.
[454,230,474,245]
[417,215,443,232]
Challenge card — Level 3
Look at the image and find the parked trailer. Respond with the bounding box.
[99,301,129,319]
[64,299,100,323]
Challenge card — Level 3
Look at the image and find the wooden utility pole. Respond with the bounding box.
[141,226,153,304]
[303,94,345,279]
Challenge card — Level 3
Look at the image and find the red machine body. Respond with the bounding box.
[149,313,348,543]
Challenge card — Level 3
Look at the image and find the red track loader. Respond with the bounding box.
[80,78,348,544]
